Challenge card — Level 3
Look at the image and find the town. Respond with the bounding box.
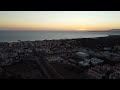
[0,35,120,79]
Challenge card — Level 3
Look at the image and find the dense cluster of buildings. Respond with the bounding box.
[0,36,120,79]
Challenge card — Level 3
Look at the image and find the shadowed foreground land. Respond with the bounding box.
[0,35,120,79]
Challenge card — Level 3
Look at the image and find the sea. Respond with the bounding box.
[0,30,119,42]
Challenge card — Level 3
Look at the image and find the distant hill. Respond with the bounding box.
[107,29,120,32]
[88,29,120,35]
[102,29,120,35]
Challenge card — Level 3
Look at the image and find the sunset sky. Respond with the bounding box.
[0,11,120,31]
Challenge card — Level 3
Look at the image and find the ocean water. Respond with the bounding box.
[0,30,111,42]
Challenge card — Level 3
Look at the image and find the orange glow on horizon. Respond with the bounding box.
[0,22,115,31]
[0,25,111,31]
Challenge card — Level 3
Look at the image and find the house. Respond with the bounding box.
[76,52,89,59]
[90,58,104,66]
[78,60,90,67]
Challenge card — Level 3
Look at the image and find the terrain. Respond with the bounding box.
[0,35,120,79]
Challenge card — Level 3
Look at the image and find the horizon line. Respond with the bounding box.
[0,29,115,31]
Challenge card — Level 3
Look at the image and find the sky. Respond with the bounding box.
[0,11,120,31]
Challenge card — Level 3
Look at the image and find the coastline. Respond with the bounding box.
[0,34,109,43]
[0,35,120,79]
